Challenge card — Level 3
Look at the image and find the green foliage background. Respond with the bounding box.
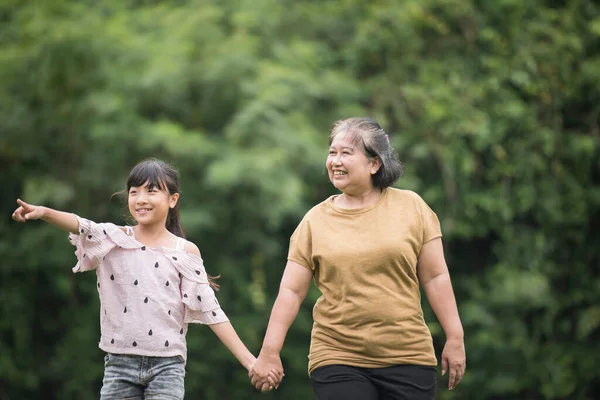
[1,0,599,399]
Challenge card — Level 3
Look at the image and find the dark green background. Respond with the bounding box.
[1,0,599,399]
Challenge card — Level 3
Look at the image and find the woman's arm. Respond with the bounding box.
[249,260,313,390]
[417,237,466,390]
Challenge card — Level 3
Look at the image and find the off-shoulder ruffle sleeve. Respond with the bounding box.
[163,248,229,325]
[69,216,137,273]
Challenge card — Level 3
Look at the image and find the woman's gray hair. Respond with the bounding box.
[329,117,403,189]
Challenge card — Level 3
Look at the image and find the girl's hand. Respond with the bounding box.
[441,337,466,390]
[268,369,283,390]
[249,351,284,392]
[12,199,45,222]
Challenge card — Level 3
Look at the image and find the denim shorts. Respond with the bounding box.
[100,353,186,400]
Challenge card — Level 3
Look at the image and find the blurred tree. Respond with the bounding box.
[0,0,598,399]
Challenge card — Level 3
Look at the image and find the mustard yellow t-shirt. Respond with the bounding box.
[288,188,442,374]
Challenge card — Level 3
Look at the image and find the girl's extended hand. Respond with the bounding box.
[249,351,284,392]
[441,337,466,390]
[12,199,44,222]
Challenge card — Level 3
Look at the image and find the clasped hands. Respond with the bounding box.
[248,351,284,393]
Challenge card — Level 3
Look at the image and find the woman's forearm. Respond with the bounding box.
[422,273,464,339]
[260,287,304,355]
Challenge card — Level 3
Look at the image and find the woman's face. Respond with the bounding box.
[326,132,380,195]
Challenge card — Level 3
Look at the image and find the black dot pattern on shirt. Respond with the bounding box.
[83,254,86,258]
[88,235,92,239]
[80,229,84,233]
[103,230,107,235]
[94,242,215,352]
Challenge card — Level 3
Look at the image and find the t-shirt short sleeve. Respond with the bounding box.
[415,194,442,244]
[287,217,315,272]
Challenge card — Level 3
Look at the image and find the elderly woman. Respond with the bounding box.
[250,117,466,399]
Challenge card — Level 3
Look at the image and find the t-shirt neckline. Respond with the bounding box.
[327,188,389,215]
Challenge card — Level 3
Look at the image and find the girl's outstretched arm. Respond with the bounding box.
[12,199,79,234]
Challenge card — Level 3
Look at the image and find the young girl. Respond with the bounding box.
[12,158,280,399]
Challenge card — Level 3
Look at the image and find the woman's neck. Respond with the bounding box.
[335,187,383,209]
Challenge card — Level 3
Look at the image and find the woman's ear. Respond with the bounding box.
[370,157,382,175]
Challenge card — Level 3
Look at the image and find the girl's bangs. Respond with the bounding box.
[127,162,168,191]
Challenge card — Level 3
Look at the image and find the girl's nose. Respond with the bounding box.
[136,194,149,203]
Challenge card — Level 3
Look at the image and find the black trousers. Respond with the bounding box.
[310,364,437,400]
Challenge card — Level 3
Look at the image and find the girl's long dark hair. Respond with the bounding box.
[124,158,220,290]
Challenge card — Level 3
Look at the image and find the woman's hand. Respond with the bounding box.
[248,351,284,392]
[441,337,466,390]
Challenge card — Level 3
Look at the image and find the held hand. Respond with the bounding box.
[12,199,45,222]
[441,337,466,390]
[248,351,284,392]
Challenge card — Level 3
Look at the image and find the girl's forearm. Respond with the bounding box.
[40,207,80,234]
[209,322,255,370]
[422,273,464,339]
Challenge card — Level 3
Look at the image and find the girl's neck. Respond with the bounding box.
[336,187,383,209]
[133,224,173,247]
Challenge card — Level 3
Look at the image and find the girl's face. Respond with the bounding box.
[128,180,179,227]
[326,133,381,195]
